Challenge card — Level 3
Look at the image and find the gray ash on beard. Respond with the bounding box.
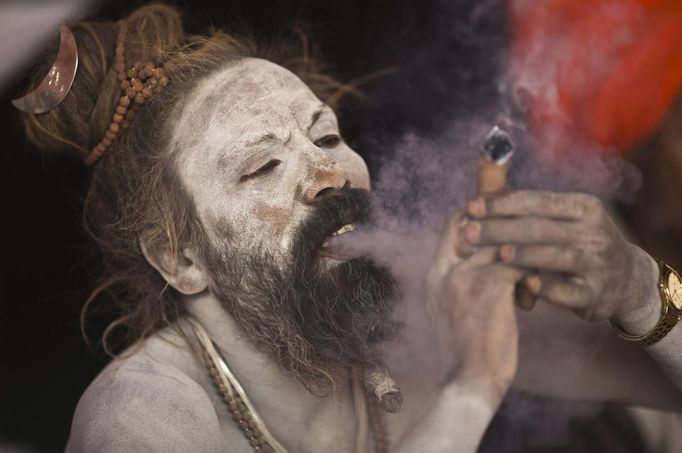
[200,188,400,396]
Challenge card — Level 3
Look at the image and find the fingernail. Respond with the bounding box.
[499,244,515,262]
[467,198,485,218]
[464,222,480,243]
[525,275,542,293]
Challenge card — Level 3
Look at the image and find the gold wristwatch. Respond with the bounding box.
[613,260,682,346]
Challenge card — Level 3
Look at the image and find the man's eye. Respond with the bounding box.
[314,134,341,148]
[240,159,281,182]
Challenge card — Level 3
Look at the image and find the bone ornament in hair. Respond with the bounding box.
[12,22,169,166]
[12,25,78,115]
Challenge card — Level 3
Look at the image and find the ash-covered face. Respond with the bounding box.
[173,58,372,260]
[170,58,398,393]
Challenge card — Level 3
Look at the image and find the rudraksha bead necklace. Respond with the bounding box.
[84,19,169,165]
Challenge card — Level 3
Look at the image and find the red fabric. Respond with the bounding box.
[509,0,682,163]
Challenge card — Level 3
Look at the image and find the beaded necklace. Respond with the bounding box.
[188,318,389,453]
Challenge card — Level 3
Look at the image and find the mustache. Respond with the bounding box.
[200,185,399,397]
[292,187,373,260]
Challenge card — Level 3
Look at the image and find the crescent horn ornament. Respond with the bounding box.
[12,25,78,114]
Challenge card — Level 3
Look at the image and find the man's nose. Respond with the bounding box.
[302,157,348,203]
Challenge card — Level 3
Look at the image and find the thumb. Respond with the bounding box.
[433,212,468,272]
[480,263,526,294]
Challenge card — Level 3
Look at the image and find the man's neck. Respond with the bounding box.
[183,292,359,451]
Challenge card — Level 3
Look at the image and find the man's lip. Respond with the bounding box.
[319,223,361,261]
[319,239,362,261]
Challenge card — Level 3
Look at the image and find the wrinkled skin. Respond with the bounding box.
[71,57,682,453]
[168,58,527,408]
[463,190,682,402]
[140,57,522,452]
[424,189,660,402]
[425,213,522,401]
[465,191,657,326]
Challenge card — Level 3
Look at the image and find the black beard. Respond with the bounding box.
[201,188,399,396]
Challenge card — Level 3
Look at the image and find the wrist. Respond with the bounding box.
[612,247,661,335]
[449,372,510,410]
[397,378,497,452]
[440,379,498,420]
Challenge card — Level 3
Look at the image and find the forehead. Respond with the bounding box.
[171,58,323,155]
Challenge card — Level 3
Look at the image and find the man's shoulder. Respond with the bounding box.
[67,330,225,453]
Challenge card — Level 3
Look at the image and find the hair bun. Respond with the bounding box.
[22,4,184,160]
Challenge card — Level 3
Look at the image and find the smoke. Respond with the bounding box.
[340,0,643,276]
[344,0,645,299]
[333,0,648,450]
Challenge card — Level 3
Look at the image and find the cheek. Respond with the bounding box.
[329,146,371,190]
[203,195,302,256]
[253,202,291,235]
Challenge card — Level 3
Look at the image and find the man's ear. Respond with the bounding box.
[139,236,208,295]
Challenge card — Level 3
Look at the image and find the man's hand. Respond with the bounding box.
[465,190,659,331]
[424,212,523,405]
[393,212,523,453]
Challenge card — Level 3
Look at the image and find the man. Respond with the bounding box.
[15,4,682,452]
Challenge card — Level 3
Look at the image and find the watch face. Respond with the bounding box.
[667,271,682,310]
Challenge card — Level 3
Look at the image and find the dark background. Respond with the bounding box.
[6,1,652,452]
[0,1,508,451]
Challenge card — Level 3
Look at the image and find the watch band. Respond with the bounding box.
[612,259,682,346]
[612,311,680,346]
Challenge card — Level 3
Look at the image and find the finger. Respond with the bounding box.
[427,212,481,320]
[468,191,600,221]
[445,246,500,287]
[463,218,583,246]
[449,263,527,329]
[515,280,538,311]
[457,219,476,258]
[462,246,499,267]
[482,263,526,301]
[437,247,504,320]
[498,244,597,274]
[433,212,467,270]
[447,248,511,294]
[525,273,593,310]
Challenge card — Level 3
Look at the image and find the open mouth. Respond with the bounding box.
[319,222,362,261]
